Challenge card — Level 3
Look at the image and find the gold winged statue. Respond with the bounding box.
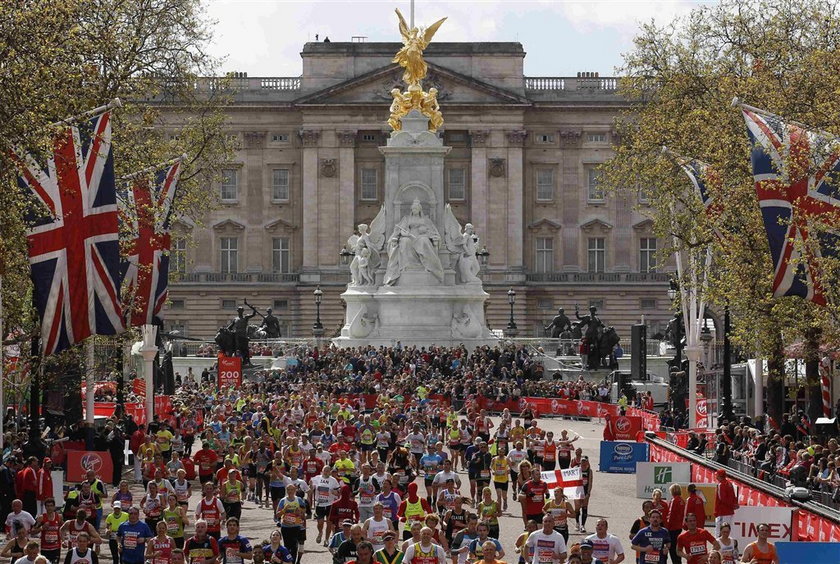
[393,9,447,87]
[389,9,447,132]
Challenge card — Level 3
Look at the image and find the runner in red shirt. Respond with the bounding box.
[193,444,220,484]
[677,513,719,564]
[518,467,549,525]
[194,482,226,539]
[302,450,324,483]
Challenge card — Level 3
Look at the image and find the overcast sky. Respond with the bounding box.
[203,0,714,78]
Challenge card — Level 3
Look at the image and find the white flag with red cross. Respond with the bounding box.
[541,466,585,500]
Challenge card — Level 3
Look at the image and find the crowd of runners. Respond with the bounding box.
[1,344,782,563]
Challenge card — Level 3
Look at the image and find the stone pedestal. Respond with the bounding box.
[333,111,496,348]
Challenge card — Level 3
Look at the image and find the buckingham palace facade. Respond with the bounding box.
[161,41,672,340]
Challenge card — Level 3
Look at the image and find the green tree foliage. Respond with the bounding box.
[0,0,233,334]
[600,0,840,423]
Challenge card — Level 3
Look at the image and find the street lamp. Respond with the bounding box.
[476,246,490,266]
[312,285,324,337]
[506,287,518,337]
[339,246,354,266]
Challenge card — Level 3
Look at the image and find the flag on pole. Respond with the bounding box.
[120,159,183,326]
[12,111,124,355]
[541,466,585,500]
[676,158,724,233]
[738,102,840,305]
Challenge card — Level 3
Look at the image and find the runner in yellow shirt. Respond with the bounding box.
[490,452,510,512]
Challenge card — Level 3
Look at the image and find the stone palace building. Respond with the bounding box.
[162,41,673,340]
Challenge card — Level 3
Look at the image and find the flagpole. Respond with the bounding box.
[85,339,95,450]
[51,99,122,128]
[119,154,187,182]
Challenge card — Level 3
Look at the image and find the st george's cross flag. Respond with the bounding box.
[740,104,840,305]
[120,159,182,327]
[541,466,585,500]
[12,111,124,355]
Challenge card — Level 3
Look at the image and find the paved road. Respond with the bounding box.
[97,415,644,563]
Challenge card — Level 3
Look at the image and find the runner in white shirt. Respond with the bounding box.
[525,515,568,564]
[362,503,394,552]
[356,465,379,523]
[431,459,461,503]
[585,519,625,564]
[402,527,447,564]
[507,442,529,486]
[308,466,340,545]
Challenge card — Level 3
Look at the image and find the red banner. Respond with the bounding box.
[607,416,643,440]
[217,355,242,388]
[696,399,708,428]
[133,378,146,398]
[66,449,113,483]
[647,439,840,542]
[90,397,174,426]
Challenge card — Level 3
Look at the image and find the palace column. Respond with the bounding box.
[300,129,321,270]
[506,130,527,272]
[469,130,490,240]
[337,130,357,246]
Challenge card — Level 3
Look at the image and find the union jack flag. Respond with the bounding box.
[740,105,840,305]
[671,153,724,236]
[121,159,182,327]
[12,111,124,355]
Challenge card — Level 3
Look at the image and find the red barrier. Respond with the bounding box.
[330,393,662,432]
[647,440,840,542]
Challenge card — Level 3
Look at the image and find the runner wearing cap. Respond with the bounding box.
[372,531,402,564]
[579,539,607,564]
[328,520,354,556]
[103,502,128,564]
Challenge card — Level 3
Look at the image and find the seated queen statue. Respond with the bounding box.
[383,199,444,285]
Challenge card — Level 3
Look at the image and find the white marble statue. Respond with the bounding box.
[348,306,378,338]
[383,199,444,285]
[347,214,386,286]
[443,204,481,284]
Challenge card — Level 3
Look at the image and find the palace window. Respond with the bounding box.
[220,237,238,273]
[587,237,606,273]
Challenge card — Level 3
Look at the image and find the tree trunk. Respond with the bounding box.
[766,331,786,429]
[804,326,823,423]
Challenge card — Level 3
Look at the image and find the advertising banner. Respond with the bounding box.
[696,399,708,428]
[731,506,793,545]
[607,416,643,441]
[776,542,840,563]
[635,461,692,498]
[66,449,114,483]
[217,355,242,388]
[599,441,649,474]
